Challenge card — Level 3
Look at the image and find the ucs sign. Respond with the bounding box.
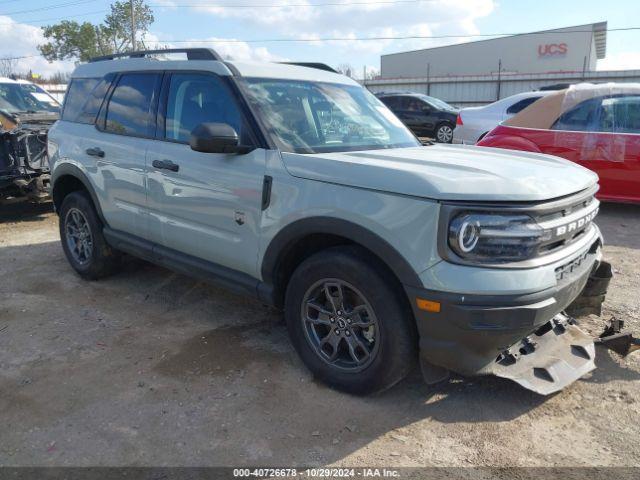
[538,43,568,57]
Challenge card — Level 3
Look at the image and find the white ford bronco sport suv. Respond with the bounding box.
[49,49,612,395]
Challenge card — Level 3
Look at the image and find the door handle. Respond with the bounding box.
[85,147,105,158]
[152,159,179,172]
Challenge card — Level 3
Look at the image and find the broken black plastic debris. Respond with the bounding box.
[596,317,640,357]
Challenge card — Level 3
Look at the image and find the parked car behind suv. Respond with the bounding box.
[478,83,640,204]
[376,92,458,143]
[453,91,552,145]
[0,78,60,202]
[49,49,610,395]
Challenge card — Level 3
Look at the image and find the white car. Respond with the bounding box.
[453,91,553,145]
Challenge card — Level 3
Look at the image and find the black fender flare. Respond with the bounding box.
[261,216,422,291]
[51,163,107,225]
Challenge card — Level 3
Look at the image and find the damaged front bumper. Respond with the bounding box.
[406,242,616,394]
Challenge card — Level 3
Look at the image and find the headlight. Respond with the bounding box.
[448,213,550,263]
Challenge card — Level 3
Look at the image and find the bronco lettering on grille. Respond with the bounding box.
[555,208,599,237]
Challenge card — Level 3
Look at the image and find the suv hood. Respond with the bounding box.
[280,145,598,202]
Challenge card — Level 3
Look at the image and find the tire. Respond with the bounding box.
[59,190,120,280]
[435,123,454,143]
[284,246,417,395]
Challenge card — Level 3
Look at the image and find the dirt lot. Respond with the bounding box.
[0,201,639,468]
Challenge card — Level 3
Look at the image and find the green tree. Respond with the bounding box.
[39,0,154,63]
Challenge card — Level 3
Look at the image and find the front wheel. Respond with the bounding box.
[435,123,454,143]
[284,247,417,395]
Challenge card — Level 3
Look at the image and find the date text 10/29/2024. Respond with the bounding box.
[233,468,401,478]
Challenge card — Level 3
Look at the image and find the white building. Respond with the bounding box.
[365,22,640,106]
[380,22,608,78]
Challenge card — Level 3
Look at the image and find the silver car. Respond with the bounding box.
[453,91,553,145]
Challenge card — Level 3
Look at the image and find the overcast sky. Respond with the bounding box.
[0,0,638,78]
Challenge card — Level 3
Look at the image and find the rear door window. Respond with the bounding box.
[105,73,161,137]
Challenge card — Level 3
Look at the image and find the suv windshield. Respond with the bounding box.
[0,82,60,114]
[241,78,420,153]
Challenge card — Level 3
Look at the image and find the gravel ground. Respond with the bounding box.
[0,201,638,467]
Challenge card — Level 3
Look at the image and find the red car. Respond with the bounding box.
[477,84,640,203]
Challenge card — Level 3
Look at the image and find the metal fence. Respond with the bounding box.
[364,69,640,107]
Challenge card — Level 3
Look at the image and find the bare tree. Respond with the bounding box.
[336,63,355,78]
[0,57,18,78]
[365,68,380,80]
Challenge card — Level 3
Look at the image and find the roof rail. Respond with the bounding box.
[279,62,338,73]
[89,48,222,63]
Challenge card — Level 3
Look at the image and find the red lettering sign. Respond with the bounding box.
[538,43,568,56]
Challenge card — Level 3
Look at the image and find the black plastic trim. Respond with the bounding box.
[278,62,338,73]
[407,247,601,375]
[261,175,273,210]
[261,216,423,292]
[102,228,273,304]
[51,163,107,225]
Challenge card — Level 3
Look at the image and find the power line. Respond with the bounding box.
[1,25,638,64]
[150,0,438,7]
[0,9,108,25]
[0,54,41,60]
[150,26,640,44]
[0,0,98,16]
[0,0,437,26]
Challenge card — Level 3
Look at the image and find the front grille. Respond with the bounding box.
[532,189,599,258]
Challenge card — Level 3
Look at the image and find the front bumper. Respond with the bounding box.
[405,239,604,379]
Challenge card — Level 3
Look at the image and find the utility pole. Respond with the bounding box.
[496,59,502,101]
[130,0,136,51]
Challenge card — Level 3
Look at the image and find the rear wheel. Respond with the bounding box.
[59,191,120,280]
[284,246,417,394]
[435,123,454,143]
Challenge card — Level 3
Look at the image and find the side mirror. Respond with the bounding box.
[189,123,253,154]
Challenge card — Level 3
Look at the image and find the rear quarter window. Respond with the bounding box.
[62,76,113,124]
[62,78,98,122]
